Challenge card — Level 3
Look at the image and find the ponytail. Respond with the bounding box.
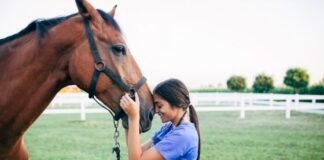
[189,104,201,160]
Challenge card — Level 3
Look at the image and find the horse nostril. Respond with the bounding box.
[149,113,153,120]
[149,109,155,120]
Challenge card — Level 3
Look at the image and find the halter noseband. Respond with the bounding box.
[83,17,146,121]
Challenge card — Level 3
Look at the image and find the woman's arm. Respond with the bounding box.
[141,139,153,151]
[120,94,164,160]
[125,129,148,148]
[120,94,141,160]
[127,112,141,160]
[124,131,163,160]
[124,131,154,155]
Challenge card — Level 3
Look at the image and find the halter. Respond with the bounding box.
[83,17,146,120]
[83,17,146,160]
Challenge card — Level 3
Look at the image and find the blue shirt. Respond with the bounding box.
[151,122,198,160]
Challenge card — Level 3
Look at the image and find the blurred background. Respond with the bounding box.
[1,1,323,160]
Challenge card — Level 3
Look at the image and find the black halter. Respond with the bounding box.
[83,17,146,120]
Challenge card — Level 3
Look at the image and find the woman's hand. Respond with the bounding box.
[119,93,140,120]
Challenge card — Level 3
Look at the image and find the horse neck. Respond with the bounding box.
[0,20,83,143]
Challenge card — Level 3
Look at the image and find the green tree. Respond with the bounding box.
[309,82,324,95]
[284,67,309,93]
[252,74,274,93]
[227,75,247,91]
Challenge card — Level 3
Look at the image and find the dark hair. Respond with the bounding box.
[153,78,201,160]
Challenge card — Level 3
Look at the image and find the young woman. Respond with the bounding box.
[120,78,201,160]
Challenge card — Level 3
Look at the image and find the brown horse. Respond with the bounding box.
[0,0,155,159]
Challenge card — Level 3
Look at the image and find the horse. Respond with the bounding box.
[0,0,155,159]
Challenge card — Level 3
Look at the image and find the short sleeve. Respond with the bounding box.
[153,129,189,160]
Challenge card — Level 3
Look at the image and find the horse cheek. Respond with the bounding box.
[68,52,93,90]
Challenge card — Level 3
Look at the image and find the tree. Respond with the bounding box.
[309,82,324,95]
[252,74,274,93]
[227,75,247,91]
[283,67,309,93]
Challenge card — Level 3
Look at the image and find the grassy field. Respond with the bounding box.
[24,111,324,160]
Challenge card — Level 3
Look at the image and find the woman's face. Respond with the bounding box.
[153,94,180,123]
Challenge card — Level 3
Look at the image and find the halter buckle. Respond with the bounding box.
[94,61,106,71]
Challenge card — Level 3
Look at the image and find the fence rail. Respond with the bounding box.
[45,93,324,120]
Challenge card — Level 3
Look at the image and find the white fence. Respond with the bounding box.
[45,93,324,120]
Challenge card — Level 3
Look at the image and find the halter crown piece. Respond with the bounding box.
[83,17,147,160]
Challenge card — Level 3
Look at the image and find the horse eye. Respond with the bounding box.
[111,45,126,56]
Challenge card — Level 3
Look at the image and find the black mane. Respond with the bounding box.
[0,9,121,46]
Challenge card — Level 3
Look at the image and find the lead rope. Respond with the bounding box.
[112,120,121,160]
[93,97,121,160]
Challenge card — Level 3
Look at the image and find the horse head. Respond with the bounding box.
[68,0,154,132]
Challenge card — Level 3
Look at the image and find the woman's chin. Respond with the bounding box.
[160,117,167,123]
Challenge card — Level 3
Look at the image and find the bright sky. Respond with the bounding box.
[1,0,323,88]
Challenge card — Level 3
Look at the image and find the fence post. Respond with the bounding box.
[235,93,240,107]
[249,93,253,106]
[240,95,245,119]
[269,93,273,106]
[312,98,316,104]
[295,94,299,106]
[285,98,291,119]
[80,99,86,121]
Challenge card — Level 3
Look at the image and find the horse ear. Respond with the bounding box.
[108,5,118,17]
[75,0,103,26]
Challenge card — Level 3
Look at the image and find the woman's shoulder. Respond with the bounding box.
[168,122,198,151]
[175,122,196,132]
[158,122,197,141]
[173,123,198,140]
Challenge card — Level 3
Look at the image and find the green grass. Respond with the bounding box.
[25,111,324,160]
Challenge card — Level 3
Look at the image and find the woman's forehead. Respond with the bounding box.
[153,94,166,104]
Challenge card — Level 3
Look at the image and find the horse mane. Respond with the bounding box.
[0,9,121,46]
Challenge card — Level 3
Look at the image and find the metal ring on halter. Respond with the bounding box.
[94,61,106,71]
[129,88,136,101]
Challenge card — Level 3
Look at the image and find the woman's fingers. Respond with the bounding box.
[120,93,135,108]
[119,93,140,118]
[135,93,139,102]
[120,94,128,108]
[125,93,133,102]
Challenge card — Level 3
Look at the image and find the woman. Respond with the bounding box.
[120,78,201,160]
